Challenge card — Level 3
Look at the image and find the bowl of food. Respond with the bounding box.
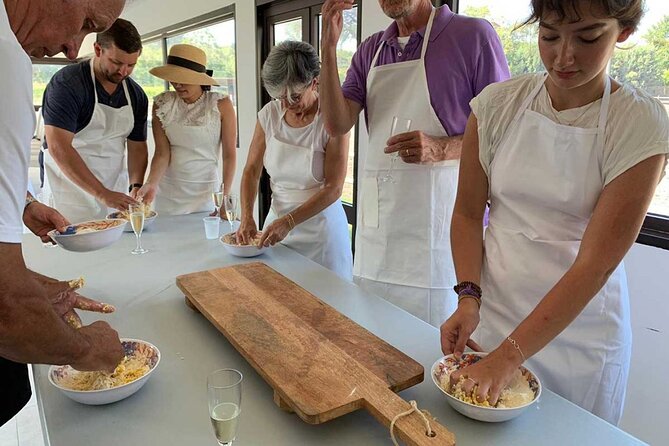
[432,352,541,422]
[48,219,126,252]
[48,338,160,405]
[107,208,158,233]
[220,232,269,258]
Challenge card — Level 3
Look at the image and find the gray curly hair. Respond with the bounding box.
[261,40,320,104]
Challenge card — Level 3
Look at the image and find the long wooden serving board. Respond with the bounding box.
[177,262,455,446]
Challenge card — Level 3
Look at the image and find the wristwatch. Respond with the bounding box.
[129,183,142,193]
[24,193,38,209]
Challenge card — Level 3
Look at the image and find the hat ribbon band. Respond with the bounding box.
[167,55,207,73]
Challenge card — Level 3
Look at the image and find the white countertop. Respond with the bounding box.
[24,213,645,446]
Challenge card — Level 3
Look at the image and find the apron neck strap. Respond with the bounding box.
[369,7,437,69]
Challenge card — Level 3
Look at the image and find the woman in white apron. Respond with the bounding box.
[137,44,237,214]
[43,58,133,223]
[237,41,352,280]
[440,0,668,425]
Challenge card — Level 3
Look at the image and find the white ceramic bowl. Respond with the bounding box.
[48,338,160,405]
[431,352,541,422]
[107,210,158,232]
[48,219,126,252]
[219,232,269,258]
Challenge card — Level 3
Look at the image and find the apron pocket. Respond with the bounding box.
[361,177,379,228]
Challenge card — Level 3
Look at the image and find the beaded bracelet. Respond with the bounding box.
[506,336,526,363]
[453,281,482,299]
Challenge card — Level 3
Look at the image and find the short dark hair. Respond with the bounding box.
[97,18,142,54]
[524,0,645,32]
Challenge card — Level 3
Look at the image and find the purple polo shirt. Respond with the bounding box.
[342,6,510,136]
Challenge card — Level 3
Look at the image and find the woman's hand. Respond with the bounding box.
[259,217,292,248]
[136,183,158,205]
[440,299,481,357]
[237,219,258,245]
[449,346,522,406]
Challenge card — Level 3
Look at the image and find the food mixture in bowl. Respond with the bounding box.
[435,353,538,408]
[54,340,158,391]
[223,232,263,247]
[60,219,125,235]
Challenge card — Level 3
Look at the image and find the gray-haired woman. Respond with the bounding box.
[238,41,352,280]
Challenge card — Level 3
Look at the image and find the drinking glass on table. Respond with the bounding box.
[207,369,243,446]
[223,194,239,233]
[380,116,412,183]
[129,203,148,255]
[212,184,224,218]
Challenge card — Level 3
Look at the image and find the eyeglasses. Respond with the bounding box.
[274,91,305,103]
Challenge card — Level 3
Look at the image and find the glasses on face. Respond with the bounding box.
[275,91,305,103]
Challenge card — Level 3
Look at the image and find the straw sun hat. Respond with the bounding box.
[149,44,219,86]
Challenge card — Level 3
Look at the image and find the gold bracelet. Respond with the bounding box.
[506,336,526,363]
[457,294,481,309]
[286,213,296,230]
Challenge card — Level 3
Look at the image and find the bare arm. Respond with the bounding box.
[219,97,237,195]
[237,121,267,244]
[127,139,148,189]
[320,0,362,136]
[0,244,123,371]
[45,125,136,210]
[138,104,172,204]
[386,132,463,163]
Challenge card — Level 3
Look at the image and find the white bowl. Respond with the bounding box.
[431,352,541,422]
[48,338,160,405]
[48,219,126,252]
[219,232,269,258]
[107,210,158,232]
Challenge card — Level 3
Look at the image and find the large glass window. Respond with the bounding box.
[459,0,669,243]
[33,64,66,106]
[274,18,303,44]
[132,40,165,103]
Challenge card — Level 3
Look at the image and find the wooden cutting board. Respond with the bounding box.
[177,262,455,446]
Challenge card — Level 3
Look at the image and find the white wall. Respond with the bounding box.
[122,1,669,443]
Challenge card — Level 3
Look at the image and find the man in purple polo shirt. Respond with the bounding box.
[321,0,509,326]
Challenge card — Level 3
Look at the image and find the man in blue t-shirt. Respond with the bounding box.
[41,18,149,223]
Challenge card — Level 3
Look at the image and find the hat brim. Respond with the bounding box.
[149,65,219,86]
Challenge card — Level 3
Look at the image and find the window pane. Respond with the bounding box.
[132,40,166,104]
[166,19,238,109]
[318,7,358,206]
[274,18,302,45]
[33,64,64,106]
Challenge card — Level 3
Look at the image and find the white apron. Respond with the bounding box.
[354,9,459,326]
[263,108,352,281]
[155,95,221,215]
[478,75,631,424]
[44,59,133,223]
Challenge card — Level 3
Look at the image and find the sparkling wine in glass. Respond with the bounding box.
[129,204,148,255]
[208,369,243,446]
[380,116,412,183]
[224,194,239,233]
[213,184,224,217]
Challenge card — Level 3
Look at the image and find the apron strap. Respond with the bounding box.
[596,76,612,152]
[420,8,437,60]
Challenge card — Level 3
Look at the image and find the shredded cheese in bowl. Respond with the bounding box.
[443,369,534,408]
[59,355,151,391]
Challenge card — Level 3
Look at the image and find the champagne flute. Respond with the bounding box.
[212,184,224,218]
[129,203,148,255]
[223,194,239,233]
[208,369,243,446]
[380,116,412,183]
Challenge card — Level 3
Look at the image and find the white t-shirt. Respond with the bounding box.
[258,100,329,180]
[0,5,33,243]
[471,73,669,185]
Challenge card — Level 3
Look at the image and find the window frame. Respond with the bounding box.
[453,0,669,249]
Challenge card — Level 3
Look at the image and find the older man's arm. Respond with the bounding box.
[0,243,123,371]
[320,0,361,136]
[385,132,463,164]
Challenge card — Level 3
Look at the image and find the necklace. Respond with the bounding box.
[549,99,598,126]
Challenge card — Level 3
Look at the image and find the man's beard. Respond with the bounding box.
[381,0,413,19]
